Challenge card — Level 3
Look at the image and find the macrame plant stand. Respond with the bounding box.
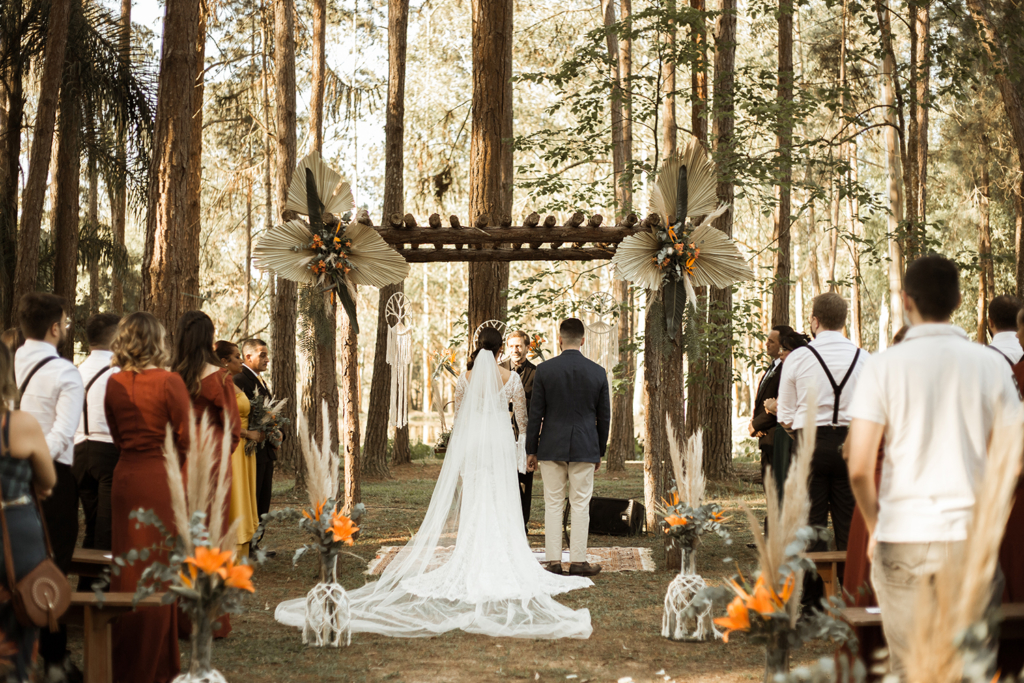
[172,612,227,683]
[386,291,412,428]
[304,554,352,647]
[582,292,618,376]
[662,546,720,642]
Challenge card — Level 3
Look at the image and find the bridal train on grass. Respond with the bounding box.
[275,349,593,639]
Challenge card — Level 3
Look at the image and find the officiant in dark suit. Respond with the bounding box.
[234,338,277,557]
[502,330,537,529]
[749,325,791,491]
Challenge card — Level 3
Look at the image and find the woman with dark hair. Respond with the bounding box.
[105,312,192,683]
[278,324,594,638]
[0,342,56,681]
[763,330,812,493]
[215,340,260,557]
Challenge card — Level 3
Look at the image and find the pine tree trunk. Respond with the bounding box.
[848,137,863,347]
[703,0,737,481]
[1016,177,1024,301]
[0,6,22,327]
[141,0,200,335]
[978,161,992,343]
[661,1,676,159]
[184,10,205,305]
[772,0,793,327]
[342,307,361,507]
[468,0,512,337]
[87,151,100,316]
[271,0,300,474]
[14,0,71,306]
[111,0,130,314]
[916,2,929,229]
[53,92,80,360]
[877,0,905,337]
[643,295,666,532]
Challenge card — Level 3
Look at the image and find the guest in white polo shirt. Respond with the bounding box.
[72,312,122,591]
[987,294,1023,366]
[846,255,1020,678]
[13,292,84,682]
[777,292,866,564]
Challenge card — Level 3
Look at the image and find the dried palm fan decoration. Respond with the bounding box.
[385,291,412,428]
[612,138,753,339]
[253,152,409,333]
[582,292,618,377]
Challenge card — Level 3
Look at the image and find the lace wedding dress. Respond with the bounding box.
[274,350,593,639]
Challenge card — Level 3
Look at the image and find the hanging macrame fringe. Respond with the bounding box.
[387,323,411,428]
[584,320,618,377]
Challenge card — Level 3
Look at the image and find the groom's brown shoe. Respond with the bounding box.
[568,562,602,577]
[542,561,565,575]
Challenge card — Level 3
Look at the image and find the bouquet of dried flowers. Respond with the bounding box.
[246,395,290,454]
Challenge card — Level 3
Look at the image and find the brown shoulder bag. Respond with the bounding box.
[0,416,71,631]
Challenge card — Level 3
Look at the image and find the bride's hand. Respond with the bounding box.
[527,455,538,472]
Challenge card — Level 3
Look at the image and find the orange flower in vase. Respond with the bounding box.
[224,562,255,593]
[185,546,234,579]
[713,596,751,643]
[664,514,690,531]
[303,499,327,522]
[329,510,359,545]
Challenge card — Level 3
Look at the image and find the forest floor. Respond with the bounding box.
[71,457,836,683]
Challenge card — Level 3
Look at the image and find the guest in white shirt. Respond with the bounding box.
[13,292,84,682]
[72,313,121,590]
[777,292,866,606]
[987,294,1023,366]
[847,256,1019,678]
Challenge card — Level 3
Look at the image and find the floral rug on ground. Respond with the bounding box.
[365,546,655,575]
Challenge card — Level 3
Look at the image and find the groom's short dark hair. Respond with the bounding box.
[559,318,585,344]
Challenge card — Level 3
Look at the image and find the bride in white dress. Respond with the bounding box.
[275,329,593,639]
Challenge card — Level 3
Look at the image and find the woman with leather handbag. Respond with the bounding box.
[0,342,59,681]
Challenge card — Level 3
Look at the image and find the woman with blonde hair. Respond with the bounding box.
[0,342,55,680]
[104,312,191,683]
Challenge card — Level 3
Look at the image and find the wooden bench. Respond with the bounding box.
[63,592,166,683]
[804,550,847,598]
[843,602,1024,639]
[68,548,112,579]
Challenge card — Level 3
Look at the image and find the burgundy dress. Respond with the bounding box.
[998,361,1024,673]
[180,369,241,639]
[105,369,192,683]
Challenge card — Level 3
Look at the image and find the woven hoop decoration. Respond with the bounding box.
[472,319,507,347]
[582,292,619,376]
[386,292,412,428]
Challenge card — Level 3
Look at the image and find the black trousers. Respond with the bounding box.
[759,445,774,492]
[39,461,78,665]
[518,470,534,527]
[254,455,274,545]
[73,440,119,591]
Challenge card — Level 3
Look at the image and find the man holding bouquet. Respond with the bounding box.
[235,338,277,557]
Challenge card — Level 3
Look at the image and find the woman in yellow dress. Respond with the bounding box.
[215,341,261,557]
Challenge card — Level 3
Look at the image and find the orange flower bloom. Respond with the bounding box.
[185,546,234,579]
[747,576,778,616]
[711,510,730,524]
[224,562,255,593]
[667,225,678,242]
[664,514,689,530]
[713,596,751,643]
[178,564,198,589]
[303,499,328,522]
[662,491,680,508]
[329,510,359,545]
[311,235,324,249]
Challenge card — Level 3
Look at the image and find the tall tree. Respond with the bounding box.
[111,0,130,314]
[467,0,513,336]
[364,0,410,481]
[52,83,81,358]
[703,0,736,479]
[977,151,993,342]
[272,0,300,471]
[14,0,72,305]
[0,0,24,325]
[771,0,794,327]
[184,8,206,306]
[604,0,634,473]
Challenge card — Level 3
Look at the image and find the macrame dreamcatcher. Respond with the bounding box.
[582,292,618,376]
[252,152,409,333]
[473,319,509,363]
[612,138,753,339]
[386,291,412,428]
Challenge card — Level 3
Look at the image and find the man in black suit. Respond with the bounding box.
[526,318,610,578]
[234,338,276,557]
[749,325,791,491]
[502,330,537,530]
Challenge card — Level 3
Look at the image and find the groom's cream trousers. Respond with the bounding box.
[538,461,594,563]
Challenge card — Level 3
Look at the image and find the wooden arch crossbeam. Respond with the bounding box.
[360,210,659,263]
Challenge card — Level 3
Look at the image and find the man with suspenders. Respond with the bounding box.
[13,293,85,683]
[777,292,866,590]
[72,313,122,592]
[986,295,1023,366]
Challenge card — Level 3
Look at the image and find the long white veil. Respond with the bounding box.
[275,350,593,639]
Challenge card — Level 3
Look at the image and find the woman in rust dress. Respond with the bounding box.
[172,311,241,639]
[105,312,192,683]
[998,349,1024,673]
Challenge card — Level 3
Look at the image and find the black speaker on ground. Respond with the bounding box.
[562,496,645,537]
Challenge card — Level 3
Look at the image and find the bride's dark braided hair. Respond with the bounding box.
[467,327,503,370]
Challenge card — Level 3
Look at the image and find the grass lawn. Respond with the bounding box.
[78,459,836,682]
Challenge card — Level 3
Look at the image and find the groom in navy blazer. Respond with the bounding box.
[526,318,610,577]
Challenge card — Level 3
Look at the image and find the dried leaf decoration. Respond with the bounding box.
[285,151,354,217]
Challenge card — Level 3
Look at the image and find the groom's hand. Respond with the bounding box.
[594,460,600,472]
[527,455,538,472]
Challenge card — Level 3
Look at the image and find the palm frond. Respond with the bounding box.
[647,139,719,225]
[286,152,354,217]
[611,231,662,291]
[687,208,754,289]
[252,219,317,284]
[344,221,410,288]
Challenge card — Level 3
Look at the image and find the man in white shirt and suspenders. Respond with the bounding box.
[986,294,1024,366]
[13,292,84,682]
[72,313,121,592]
[777,292,866,605]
